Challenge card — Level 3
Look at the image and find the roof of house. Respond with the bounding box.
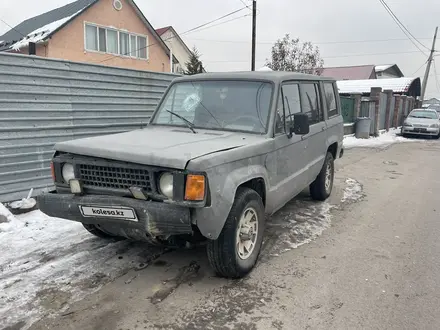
[155,26,193,54]
[0,0,175,60]
[375,64,404,77]
[155,26,171,36]
[337,77,421,95]
[0,0,96,51]
[320,65,376,80]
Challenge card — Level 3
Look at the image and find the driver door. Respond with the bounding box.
[267,83,308,212]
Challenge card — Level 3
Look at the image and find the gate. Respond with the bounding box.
[340,97,355,123]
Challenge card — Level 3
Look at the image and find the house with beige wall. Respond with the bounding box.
[0,0,174,72]
[155,26,194,74]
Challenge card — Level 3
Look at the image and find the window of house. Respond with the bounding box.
[130,35,137,57]
[138,36,147,59]
[84,23,148,60]
[85,25,98,51]
[323,82,338,118]
[98,28,106,52]
[300,83,322,125]
[107,29,118,54]
[119,32,129,56]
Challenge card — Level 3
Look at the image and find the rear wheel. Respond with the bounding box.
[207,187,265,278]
[310,152,334,201]
[82,223,125,240]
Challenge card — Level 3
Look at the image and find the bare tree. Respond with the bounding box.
[265,34,324,75]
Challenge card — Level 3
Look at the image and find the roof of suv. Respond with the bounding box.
[174,71,335,83]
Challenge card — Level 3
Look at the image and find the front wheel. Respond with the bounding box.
[310,152,334,201]
[207,187,265,278]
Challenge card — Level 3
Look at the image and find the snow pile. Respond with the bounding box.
[267,177,364,256]
[343,128,420,149]
[0,205,163,329]
[341,178,364,203]
[0,203,16,227]
[11,10,84,51]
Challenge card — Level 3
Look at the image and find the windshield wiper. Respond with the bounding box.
[166,110,197,134]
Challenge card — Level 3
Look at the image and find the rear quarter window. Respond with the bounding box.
[324,82,338,118]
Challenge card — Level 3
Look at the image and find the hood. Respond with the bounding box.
[54,126,263,169]
[405,116,438,126]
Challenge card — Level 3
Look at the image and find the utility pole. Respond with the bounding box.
[421,26,438,102]
[251,0,256,71]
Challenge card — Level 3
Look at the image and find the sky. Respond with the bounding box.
[1,0,440,98]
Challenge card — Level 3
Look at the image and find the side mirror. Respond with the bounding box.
[290,113,310,135]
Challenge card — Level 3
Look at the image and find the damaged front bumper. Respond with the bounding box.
[37,192,192,240]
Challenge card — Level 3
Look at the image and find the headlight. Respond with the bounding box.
[430,123,439,128]
[403,122,412,127]
[159,173,174,199]
[62,163,75,183]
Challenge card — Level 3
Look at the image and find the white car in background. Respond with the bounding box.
[401,108,440,139]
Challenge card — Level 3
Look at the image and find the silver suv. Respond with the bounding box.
[38,72,344,278]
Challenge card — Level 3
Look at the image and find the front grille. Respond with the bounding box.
[413,124,429,128]
[79,164,152,192]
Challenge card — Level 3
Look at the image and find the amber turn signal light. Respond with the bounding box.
[185,175,205,201]
[50,162,55,181]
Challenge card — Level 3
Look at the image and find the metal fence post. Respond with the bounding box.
[353,93,362,118]
[370,87,382,136]
[383,89,393,131]
[393,95,401,128]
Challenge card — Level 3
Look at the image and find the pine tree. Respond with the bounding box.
[185,46,205,75]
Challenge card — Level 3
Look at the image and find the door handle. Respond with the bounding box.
[321,126,325,131]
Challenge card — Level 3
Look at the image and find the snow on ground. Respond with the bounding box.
[266,178,363,256]
[0,178,364,329]
[343,128,422,149]
[0,205,163,330]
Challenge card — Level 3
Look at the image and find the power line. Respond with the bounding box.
[433,59,440,92]
[412,59,428,76]
[238,0,251,9]
[378,0,428,55]
[98,6,248,64]
[0,17,25,37]
[203,50,423,63]
[186,36,433,46]
[379,0,430,51]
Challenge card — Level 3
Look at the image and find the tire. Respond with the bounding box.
[310,152,334,201]
[207,187,265,279]
[82,223,124,240]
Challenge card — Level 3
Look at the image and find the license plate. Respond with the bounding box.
[79,205,138,221]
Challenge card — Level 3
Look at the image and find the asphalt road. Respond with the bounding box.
[22,140,440,330]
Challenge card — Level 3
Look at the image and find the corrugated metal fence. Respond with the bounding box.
[0,53,179,202]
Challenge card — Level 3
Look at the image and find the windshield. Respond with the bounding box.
[152,80,274,133]
[409,110,438,119]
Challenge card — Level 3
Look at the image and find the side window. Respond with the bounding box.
[324,82,338,118]
[299,83,322,125]
[274,83,301,135]
[282,84,301,129]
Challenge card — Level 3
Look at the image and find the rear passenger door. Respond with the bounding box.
[298,82,327,184]
[323,81,343,140]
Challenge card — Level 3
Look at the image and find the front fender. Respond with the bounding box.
[192,163,269,240]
